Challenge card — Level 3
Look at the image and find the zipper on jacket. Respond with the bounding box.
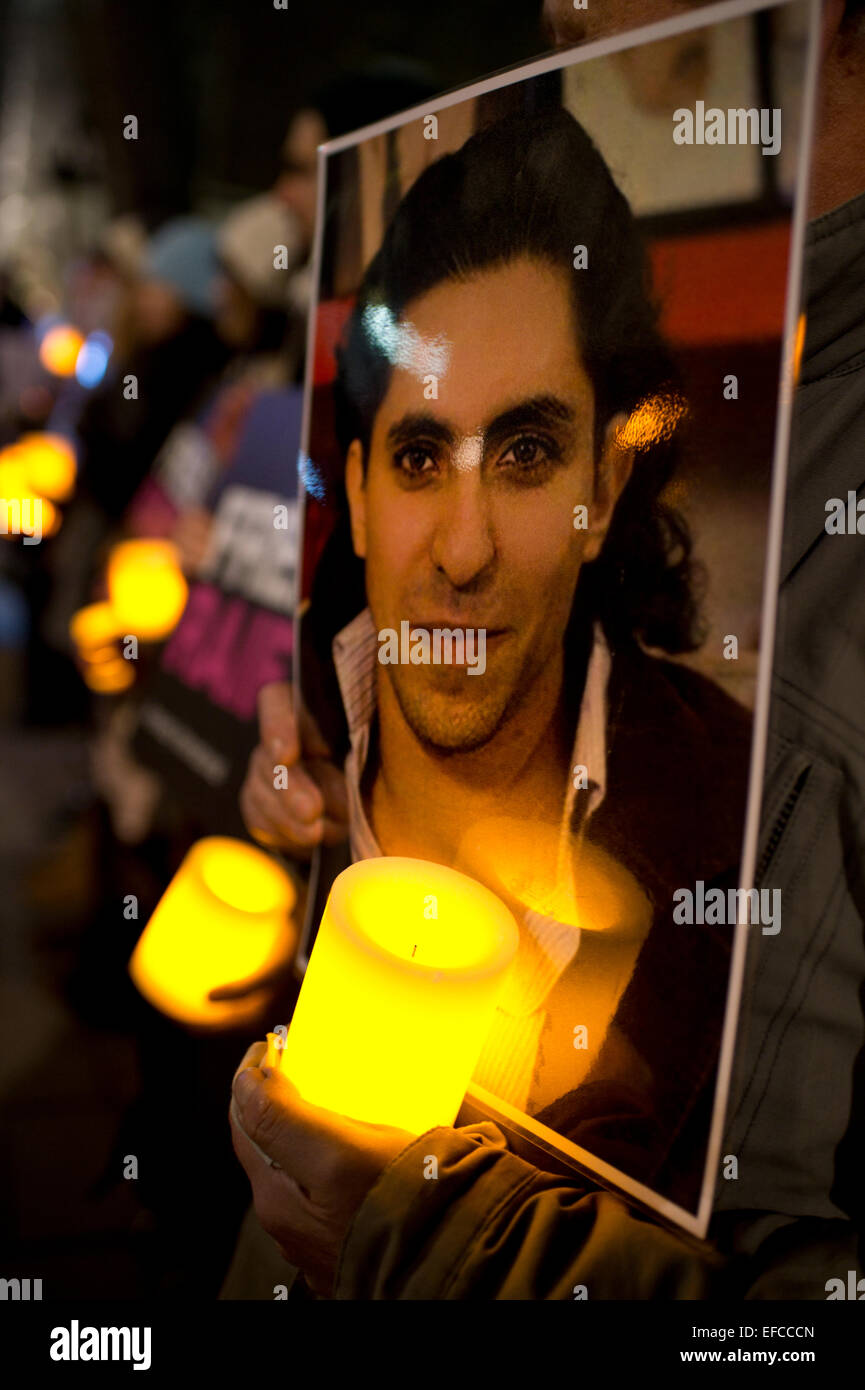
[755,765,810,884]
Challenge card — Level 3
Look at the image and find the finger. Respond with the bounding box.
[258,682,299,763]
[241,769,324,851]
[230,1095,287,1177]
[232,1065,343,1187]
[233,1040,267,1085]
[253,744,325,825]
[229,1115,315,1231]
[240,778,289,846]
[246,823,292,851]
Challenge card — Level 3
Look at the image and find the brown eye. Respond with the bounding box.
[394,446,437,477]
[498,435,557,472]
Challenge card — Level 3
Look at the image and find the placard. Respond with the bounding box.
[295,0,819,1236]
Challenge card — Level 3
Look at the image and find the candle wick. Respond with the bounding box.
[412,945,417,958]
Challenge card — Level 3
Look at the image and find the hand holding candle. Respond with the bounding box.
[277,857,519,1135]
[230,1039,414,1296]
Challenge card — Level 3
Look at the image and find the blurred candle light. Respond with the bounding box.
[0,454,60,540]
[129,837,297,1027]
[69,602,126,688]
[82,656,135,694]
[107,539,188,641]
[38,323,85,378]
[0,452,39,504]
[35,497,60,537]
[279,857,519,1134]
[69,601,122,659]
[17,433,77,502]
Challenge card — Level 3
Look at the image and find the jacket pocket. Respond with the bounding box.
[754,752,812,888]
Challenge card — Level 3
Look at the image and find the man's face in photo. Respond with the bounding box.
[346,256,631,753]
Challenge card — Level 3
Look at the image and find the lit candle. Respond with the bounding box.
[17,433,77,501]
[129,837,297,1027]
[69,601,122,660]
[38,323,85,377]
[82,656,136,694]
[107,539,188,642]
[279,857,518,1135]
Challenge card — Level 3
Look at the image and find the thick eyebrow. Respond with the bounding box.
[385,413,457,450]
[484,395,576,448]
[384,395,575,453]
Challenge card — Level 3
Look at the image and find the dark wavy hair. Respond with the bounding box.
[333,106,704,654]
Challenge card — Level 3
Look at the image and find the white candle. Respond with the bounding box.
[279,856,518,1134]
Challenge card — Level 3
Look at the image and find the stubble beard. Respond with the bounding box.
[382,650,542,756]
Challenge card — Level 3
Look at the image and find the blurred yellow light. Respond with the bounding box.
[39,324,85,378]
[456,816,653,936]
[0,455,59,540]
[0,453,39,501]
[280,857,518,1134]
[129,837,297,1027]
[83,644,124,665]
[793,312,806,384]
[69,601,122,656]
[38,497,60,537]
[82,656,136,693]
[615,389,689,451]
[107,539,188,641]
[18,432,77,501]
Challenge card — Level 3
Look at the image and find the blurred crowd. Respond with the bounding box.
[0,68,440,1294]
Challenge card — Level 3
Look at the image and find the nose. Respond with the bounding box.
[429,470,496,589]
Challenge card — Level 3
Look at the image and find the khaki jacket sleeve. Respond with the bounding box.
[334,1122,727,1300]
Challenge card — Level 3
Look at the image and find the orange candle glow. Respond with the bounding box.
[279,857,518,1134]
[82,657,136,694]
[17,433,77,501]
[39,324,85,378]
[129,837,297,1027]
[69,601,122,657]
[107,539,188,641]
[0,455,61,540]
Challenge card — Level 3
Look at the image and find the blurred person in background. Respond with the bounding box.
[74,216,230,526]
[276,107,329,326]
[128,188,303,571]
[27,217,229,723]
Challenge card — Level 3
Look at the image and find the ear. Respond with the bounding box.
[583,413,634,565]
[345,439,367,560]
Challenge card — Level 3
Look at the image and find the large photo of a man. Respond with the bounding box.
[241,0,814,1230]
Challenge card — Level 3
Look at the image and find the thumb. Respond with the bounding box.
[232,1063,337,1186]
[258,682,299,762]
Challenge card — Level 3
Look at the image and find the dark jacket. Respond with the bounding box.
[532,641,750,1214]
